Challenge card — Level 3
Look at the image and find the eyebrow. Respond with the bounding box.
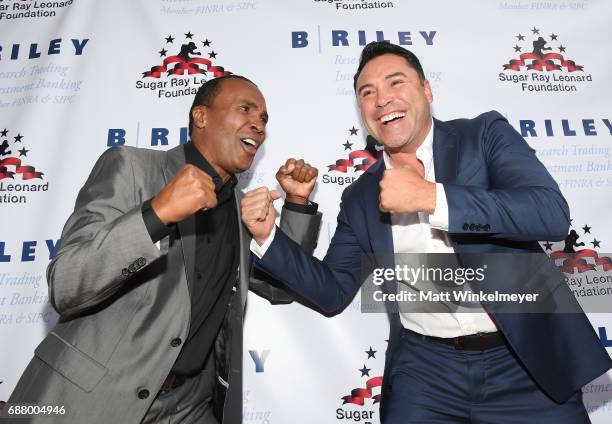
[240,99,270,122]
[357,71,409,96]
[239,99,258,108]
[239,99,268,120]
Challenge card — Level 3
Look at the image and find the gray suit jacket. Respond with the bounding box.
[8,145,321,423]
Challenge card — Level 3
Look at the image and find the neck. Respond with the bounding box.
[387,151,416,168]
[385,117,432,165]
[192,138,231,183]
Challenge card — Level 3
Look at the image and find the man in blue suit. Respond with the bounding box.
[241,42,611,423]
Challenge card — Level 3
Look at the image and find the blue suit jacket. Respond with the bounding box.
[257,111,611,419]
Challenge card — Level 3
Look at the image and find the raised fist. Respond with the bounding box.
[276,158,318,205]
[151,164,218,224]
[379,166,435,214]
[241,187,282,245]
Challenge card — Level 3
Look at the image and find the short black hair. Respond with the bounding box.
[353,41,426,90]
[188,74,255,136]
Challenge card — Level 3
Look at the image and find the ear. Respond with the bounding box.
[191,106,208,130]
[423,80,433,104]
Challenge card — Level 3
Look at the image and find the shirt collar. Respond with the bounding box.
[383,117,434,169]
[183,142,237,194]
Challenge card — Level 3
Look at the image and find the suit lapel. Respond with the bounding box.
[163,146,197,295]
[362,159,401,354]
[162,144,188,183]
[362,160,396,305]
[176,219,197,295]
[363,159,394,257]
[432,118,459,184]
[234,189,249,310]
[432,118,465,257]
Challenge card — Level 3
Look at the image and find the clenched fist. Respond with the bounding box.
[276,158,318,205]
[241,187,282,245]
[151,164,218,224]
[379,166,436,214]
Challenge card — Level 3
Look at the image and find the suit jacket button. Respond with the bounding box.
[469,224,476,231]
[483,224,491,231]
[170,338,182,347]
[138,389,150,399]
[138,257,146,266]
[462,223,469,231]
[128,264,136,273]
[475,224,482,231]
[122,268,130,277]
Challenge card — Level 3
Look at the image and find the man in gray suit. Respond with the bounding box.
[7,75,321,424]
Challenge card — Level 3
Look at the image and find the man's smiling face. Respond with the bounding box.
[356,53,433,154]
[193,78,268,180]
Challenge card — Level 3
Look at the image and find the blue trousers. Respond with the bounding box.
[385,329,590,423]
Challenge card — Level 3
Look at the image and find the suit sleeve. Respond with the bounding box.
[443,111,570,241]
[47,147,162,318]
[248,205,323,304]
[254,195,365,314]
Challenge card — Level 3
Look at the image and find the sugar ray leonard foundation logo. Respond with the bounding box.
[0,127,48,204]
[542,221,612,299]
[322,125,382,186]
[336,344,384,423]
[314,0,395,12]
[499,27,592,92]
[135,31,231,99]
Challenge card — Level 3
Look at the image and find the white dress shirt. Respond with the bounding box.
[386,120,497,337]
[251,119,497,337]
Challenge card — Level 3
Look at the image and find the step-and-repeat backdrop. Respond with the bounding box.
[1,1,611,422]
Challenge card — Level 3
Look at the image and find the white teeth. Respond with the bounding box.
[241,138,257,147]
[380,112,406,123]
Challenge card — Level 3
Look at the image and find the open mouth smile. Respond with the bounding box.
[379,112,406,125]
[240,137,259,154]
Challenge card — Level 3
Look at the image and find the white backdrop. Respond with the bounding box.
[1,1,611,423]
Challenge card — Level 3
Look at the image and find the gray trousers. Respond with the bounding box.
[141,358,218,424]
